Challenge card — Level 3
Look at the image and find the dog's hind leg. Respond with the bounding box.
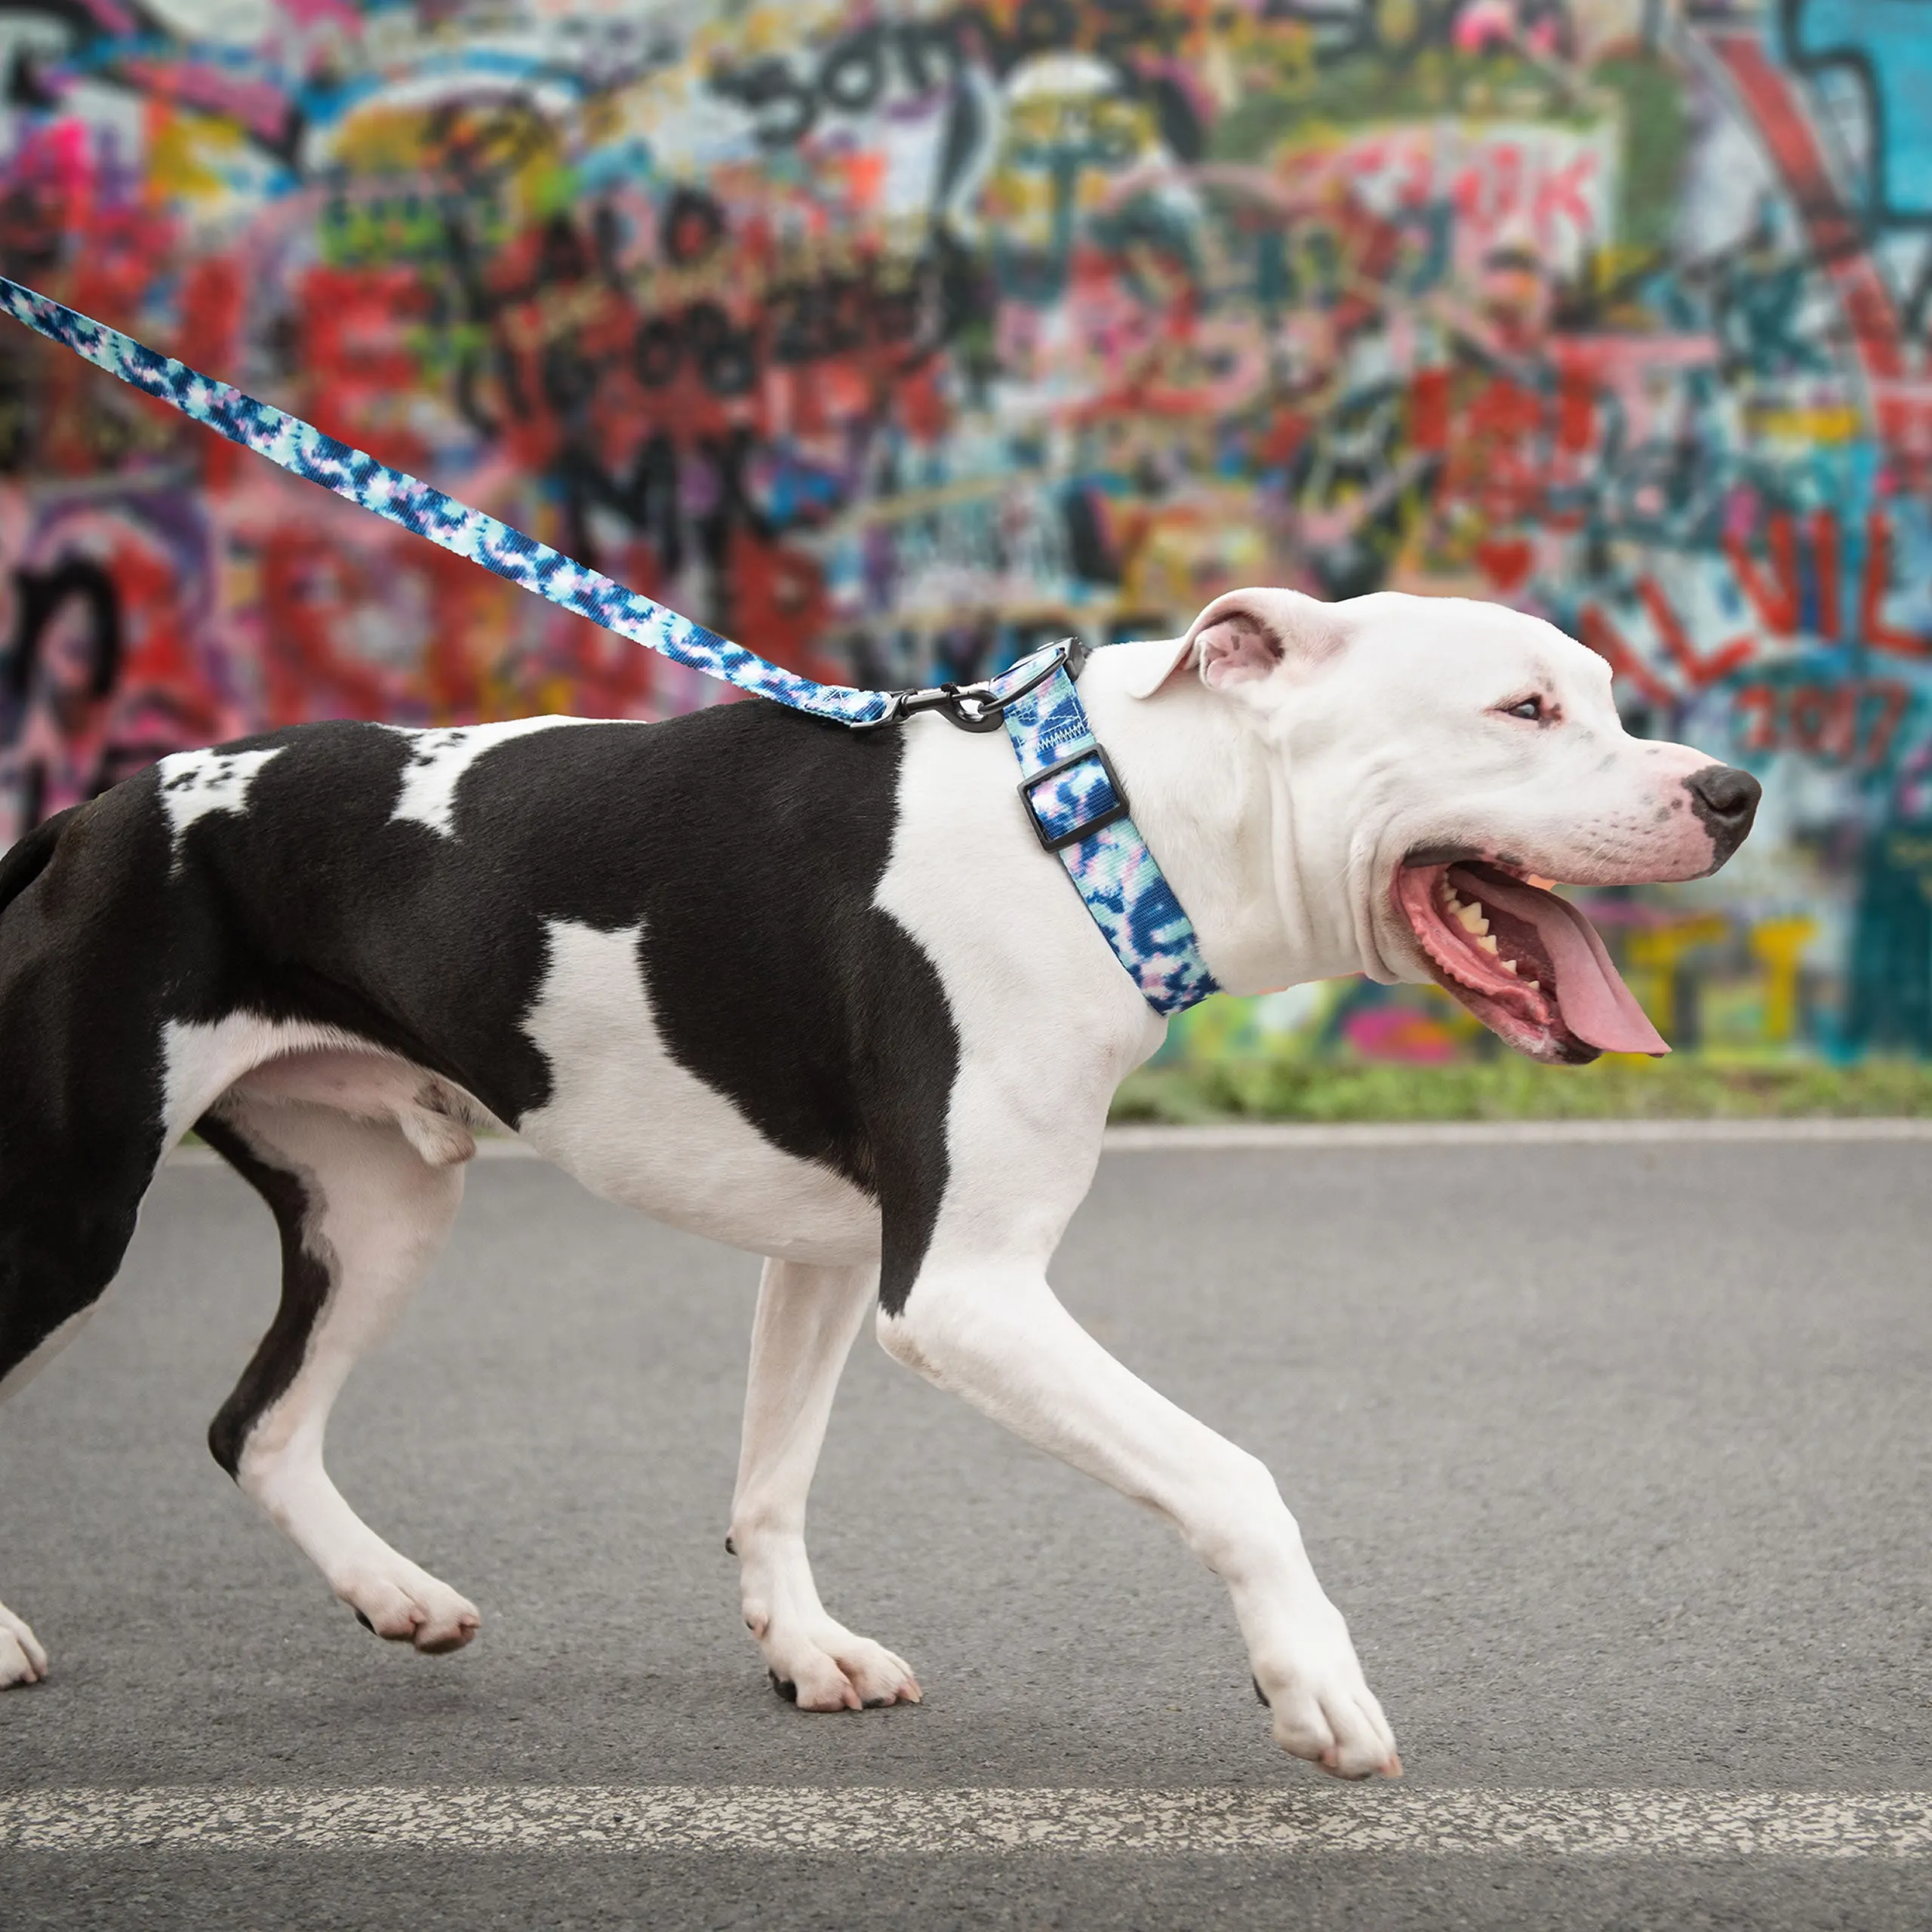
[0,1244,120,1685]
[1,1280,112,1686]
[0,1115,155,1689]
[729,1258,921,1711]
[199,1091,479,1654]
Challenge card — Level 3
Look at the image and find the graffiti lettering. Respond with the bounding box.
[1733,678,1912,768]
[1,0,1928,1054]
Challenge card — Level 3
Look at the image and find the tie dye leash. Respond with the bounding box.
[0,275,1217,1014]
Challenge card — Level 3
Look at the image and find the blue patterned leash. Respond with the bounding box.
[0,275,888,725]
[0,274,1217,1014]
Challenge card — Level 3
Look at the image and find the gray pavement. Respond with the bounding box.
[2,1138,1928,1927]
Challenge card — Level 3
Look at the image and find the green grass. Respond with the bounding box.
[1109,1054,1932,1124]
[1592,51,1692,258]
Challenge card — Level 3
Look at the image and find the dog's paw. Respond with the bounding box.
[334,1560,480,1654]
[1253,1606,1401,1780]
[760,1622,921,1713]
[0,1600,48,1687]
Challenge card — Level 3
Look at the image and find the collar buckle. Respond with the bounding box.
[1017,743,1133,852]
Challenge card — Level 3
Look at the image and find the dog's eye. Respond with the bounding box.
[1503,696,1545,721]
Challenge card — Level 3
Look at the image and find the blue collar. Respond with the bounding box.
[1001,649,1219,1016]
[873,643,1219,1017]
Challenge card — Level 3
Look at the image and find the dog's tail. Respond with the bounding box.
[0,806,78,928]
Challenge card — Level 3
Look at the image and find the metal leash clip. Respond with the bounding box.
[854,638,1084,734]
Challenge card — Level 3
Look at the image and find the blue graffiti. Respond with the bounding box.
[1785,0,1932,223]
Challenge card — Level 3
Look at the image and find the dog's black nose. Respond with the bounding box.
[1686,764,1761,826]
[1684,764,1761,866]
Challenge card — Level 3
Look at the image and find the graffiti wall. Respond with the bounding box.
[1,0,1927,1056]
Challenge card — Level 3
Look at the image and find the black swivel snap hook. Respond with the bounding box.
[854,638,1087,734]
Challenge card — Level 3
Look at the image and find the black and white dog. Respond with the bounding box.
[0,588,1757,1778]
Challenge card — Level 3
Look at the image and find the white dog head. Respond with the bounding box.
[1124,588,1758,1063]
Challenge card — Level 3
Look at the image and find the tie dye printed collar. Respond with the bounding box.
[996,649,1219,1017]
[0,275,1217,1017]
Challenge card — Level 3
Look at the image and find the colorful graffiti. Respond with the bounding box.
[1,0,1928,1054]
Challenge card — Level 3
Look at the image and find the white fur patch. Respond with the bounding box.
[155,746,285,851]
[877,716,1156,1254]
[385,718,583,838]
[515,919,876,1263]
[229,1048,488,1167]
[161,1014,387,1147]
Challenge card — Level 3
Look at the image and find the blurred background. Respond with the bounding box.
[0,0,1927,1109]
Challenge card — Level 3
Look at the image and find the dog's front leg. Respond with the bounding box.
[878,1260,1399,1778]
[730,1258,921,1711]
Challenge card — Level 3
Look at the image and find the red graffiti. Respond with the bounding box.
[1734,678,1912,768]
[1706,32,1906,391]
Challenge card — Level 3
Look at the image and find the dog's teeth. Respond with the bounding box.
[1454,902,1487,935]
[1500,958,1518,974]
[1477,934,1499,954]
[1523,977,1540,989]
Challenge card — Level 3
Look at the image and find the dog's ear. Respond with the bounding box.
[1121,589,1339,700]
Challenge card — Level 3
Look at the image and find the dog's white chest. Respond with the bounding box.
[512,919,878,1265]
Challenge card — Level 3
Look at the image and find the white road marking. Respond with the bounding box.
[2,1786,1927,1856]
[165,1115,1932,1170]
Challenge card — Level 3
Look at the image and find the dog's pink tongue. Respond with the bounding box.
[1453,869,1669,1056]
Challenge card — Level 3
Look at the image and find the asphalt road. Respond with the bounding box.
[2,1135,1928,1928]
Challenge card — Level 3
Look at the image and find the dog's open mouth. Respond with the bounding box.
[1394,860,1668,1065]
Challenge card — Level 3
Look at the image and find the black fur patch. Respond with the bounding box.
[0,700,959,1380]
[0,804,78,919]
[0,786,174,1380]
[198,1115,334,1478]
